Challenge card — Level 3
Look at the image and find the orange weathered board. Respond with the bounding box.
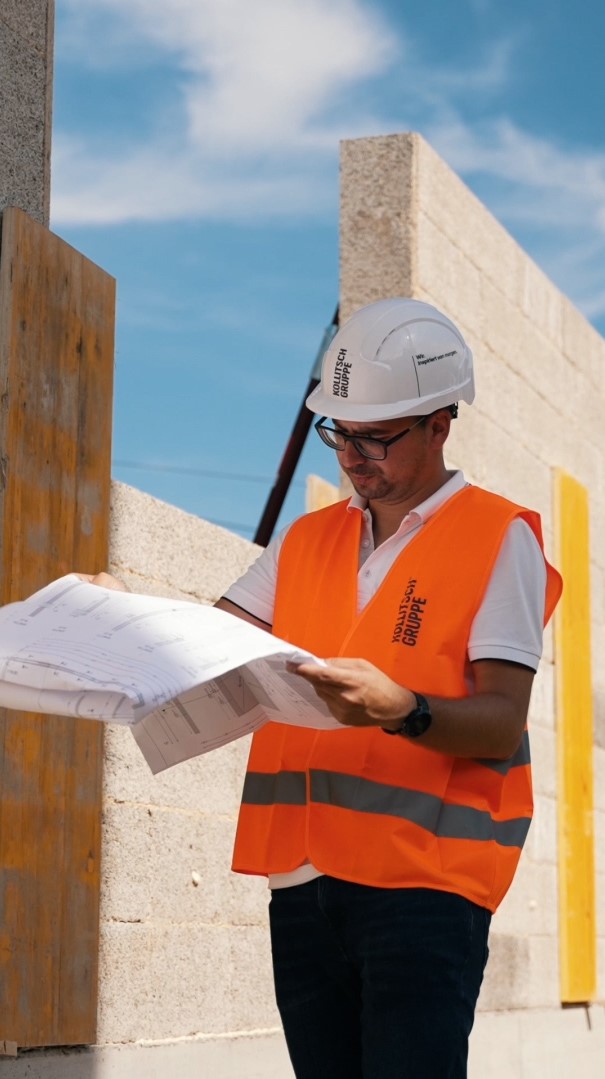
[0,208,115,1046]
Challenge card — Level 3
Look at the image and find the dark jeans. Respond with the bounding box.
[269,877,490,1079]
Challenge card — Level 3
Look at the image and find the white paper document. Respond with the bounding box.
[0,575,342,773]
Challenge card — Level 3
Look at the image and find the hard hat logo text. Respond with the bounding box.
[416,349,457,366]
[332,348,352,398]
[391,578,427,647]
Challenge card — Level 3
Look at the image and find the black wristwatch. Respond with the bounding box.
[382,692,432,739]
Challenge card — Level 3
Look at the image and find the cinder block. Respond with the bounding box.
[521,258,564,345]
[524,934,561,1006]
[594,812,605,878]
[104,805,267,928]
[447,406,552,518]
[541,624,556,668]
[529,722,557,797]
[416,212,482,319]
[588,497,605,562]
[109,481,260,605]
[519,1005,605,1079]
[100,802,155,924]
[591,563,605,626]
[478,933,531,1010]
[469,1010,523,1078]
[97,919,280,1043]
[416,137,525,310]
[470,344,516,421]
[227,925,281,1030]
[561,294,605,393]
[479,277,537,380]
[0,0,51,50]
[495,858,558,938]
[480,930,560,1012]
[594,754,605,813]
[529,664,556,735]
[103,722,250,817]
[598,935,605,999]
[477,362,569,472]
[524,794,557,865]
[97,923,236,1042]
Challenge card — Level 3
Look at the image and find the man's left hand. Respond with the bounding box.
[287,657,415,729]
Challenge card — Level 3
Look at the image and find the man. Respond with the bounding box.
[215,298,562,1078]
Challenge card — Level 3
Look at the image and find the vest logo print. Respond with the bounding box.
[391,578,427,647]
[332,347,352,397]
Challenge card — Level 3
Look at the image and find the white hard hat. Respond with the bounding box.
[306,297,475,421]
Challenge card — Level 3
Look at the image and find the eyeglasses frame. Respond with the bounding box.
[314,414,428,461]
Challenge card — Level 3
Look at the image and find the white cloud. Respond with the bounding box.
[52,0,397,222]
[407,34,522,106]
[57,0,396,155]
[425,115,605,318]
[430,116,605,222]
[51,133,338,224]
[52,1,605,322]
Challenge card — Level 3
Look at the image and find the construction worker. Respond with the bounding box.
[215,298,562,1079]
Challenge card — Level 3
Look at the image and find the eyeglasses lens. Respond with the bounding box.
[317,425,385,460]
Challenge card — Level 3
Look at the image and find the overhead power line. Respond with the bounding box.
[207,518,256,535]
[112,459,304,487]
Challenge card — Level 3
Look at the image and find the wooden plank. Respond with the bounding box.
[554,469,596,1003]
[0,207,115,1046]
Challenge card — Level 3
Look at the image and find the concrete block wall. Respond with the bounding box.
[341,132,605,1073]
[0,1,54,225]
[97,482,288,1068]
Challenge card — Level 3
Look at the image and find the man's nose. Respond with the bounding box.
[340,438,367,466]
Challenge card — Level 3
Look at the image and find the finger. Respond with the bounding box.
[75,571,128,592]
[324,657,373,672]
[292,664,356,689]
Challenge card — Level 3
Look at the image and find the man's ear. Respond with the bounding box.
[426,408,452,447]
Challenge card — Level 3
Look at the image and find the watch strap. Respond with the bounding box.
[382,692,432,739]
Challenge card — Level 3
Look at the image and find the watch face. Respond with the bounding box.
[403,708,432,738]
[401,694,432,738]
[382,694,432,739]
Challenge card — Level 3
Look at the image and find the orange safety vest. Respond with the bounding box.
[232,485,562,912]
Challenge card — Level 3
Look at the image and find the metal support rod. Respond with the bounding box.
[253,306,339,547]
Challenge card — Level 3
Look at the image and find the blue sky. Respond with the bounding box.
[51,0,605,540]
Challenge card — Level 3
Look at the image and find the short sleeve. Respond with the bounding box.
[222,525,289,626]
[468,518,547,671]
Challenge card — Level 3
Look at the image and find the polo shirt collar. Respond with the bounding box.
[346,470,468,530]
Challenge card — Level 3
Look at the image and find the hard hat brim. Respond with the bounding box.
[306,381,475,422]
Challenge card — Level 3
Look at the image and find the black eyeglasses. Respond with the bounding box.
[314,415,427,460]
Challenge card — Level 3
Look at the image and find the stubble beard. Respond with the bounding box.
[345,467,392,502]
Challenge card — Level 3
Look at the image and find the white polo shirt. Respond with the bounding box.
[225,471,547,889]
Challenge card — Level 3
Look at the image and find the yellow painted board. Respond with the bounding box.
[554,469,595,1003]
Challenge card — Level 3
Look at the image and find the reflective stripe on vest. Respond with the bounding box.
[240,729,532,808]
[242,770,307,806]
[242,768,532,848]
